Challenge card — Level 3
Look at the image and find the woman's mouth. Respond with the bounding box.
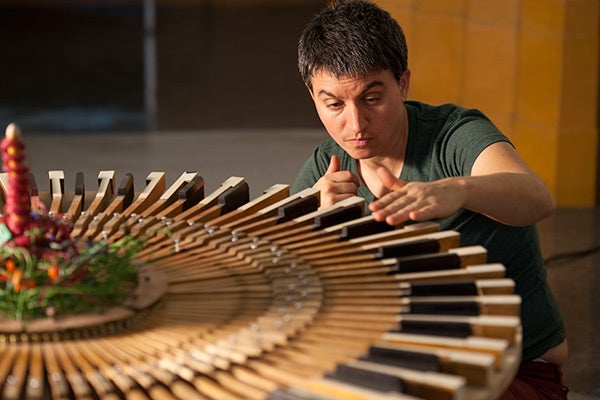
[347,138,370,147]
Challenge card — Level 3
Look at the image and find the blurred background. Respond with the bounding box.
[0,0,599,398]
[0,0,323,132]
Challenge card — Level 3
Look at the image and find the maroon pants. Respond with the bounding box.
[498,360,569,399]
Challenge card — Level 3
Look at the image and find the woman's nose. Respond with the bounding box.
[346,104,367,132]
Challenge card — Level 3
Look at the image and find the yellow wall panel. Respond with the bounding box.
[463,22,518,116]
[376,0,415,12]
[560,34,599,128]
[516,29,563,127]
[565,0,598,35]
[410,13,464,103]
[415,0,466,14]
[522,0,566,32]
[466,0,519,24]
[559,0,599,130]
[555,129,598,206]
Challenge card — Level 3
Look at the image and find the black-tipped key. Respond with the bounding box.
[408,280,479,296]
[388,252,462,274]
[327,364,404,392]
[361,345,442,372]
[406,300,481,316]
[217,180,249,214]
[277,195,319,222]
[375,238,441,259]
[392,319,472,338]
[339,218,394,240]
[118,173,135,209]
[313,204,363,229]
[28,172,39,197]
[179,175,205,211]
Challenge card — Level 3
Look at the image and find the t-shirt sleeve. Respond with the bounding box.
[291,144,330,194]
[441,110,512,177]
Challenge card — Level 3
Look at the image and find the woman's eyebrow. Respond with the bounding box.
[317,81,384,98]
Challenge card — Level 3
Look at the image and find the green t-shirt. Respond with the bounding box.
[292,101,565,360]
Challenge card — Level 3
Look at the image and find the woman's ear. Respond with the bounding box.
[399,69,411,99]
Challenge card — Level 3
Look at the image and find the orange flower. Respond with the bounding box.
[11,268,22,292]
[5,259,16,273]
[48,265,59,282]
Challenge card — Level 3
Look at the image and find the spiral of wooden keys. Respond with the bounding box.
[0,169,521,400]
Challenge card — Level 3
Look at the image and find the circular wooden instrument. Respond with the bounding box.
[0,171,521,400]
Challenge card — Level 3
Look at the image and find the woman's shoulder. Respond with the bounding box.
[405,100,488,121]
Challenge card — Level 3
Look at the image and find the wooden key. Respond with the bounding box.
[343,359,466,400]
[285,230,460,266]
[310,246,487,282]
[236,196,365,243]
[398,295,521,317]
[158,174,205,217]
[303,375,421,400]
[364,342,495,386]
[82,173,133,240]
[399,279,515,297]
[196,197,366,264]
[49,342,94,399]
[287,220,440,256]
[172,176,247,223]
[28,173,42,213]
[2,343,29,400]
[48,170,65,215]
[41,343,70,400]
[210,188,320,238]
[71,170,115,237]
[392,264,507,284]
[148,187,320,260]
[394,314,520,344]
[126,171,204,238]
[0,171,6,207]
[64,342,118,398]
[140,171,202,219]
[25,343,45,400]
[96,171,166,240]
[64,172,85,223]
[136,182,286,258]
[382,332,510,369]
[136,177,252,257]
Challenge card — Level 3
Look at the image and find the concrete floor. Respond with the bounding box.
[8,128,598,399]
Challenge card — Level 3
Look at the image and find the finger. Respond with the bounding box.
[325,155,341,175]
[369,188,406,212]
[376,166,406,190]
[334,170,361,187]
[329,180,359,196]
[320,190,357,208]
[376,202,435,225]
[371,208,410,225]
[369,192,413,223]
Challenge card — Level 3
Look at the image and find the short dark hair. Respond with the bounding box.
[298,0,408,90]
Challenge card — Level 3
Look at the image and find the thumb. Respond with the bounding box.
[325,155,341,175]
[376,166,406,190]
